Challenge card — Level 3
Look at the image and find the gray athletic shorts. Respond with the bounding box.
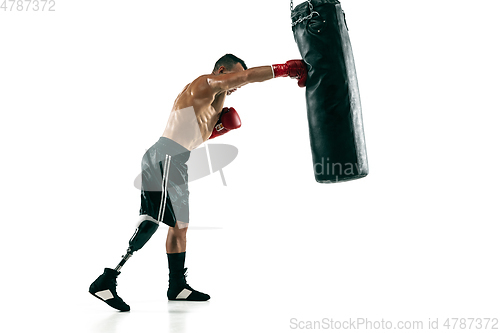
[139,137,191,227]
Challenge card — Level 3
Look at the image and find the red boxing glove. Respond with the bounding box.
[209,107,241,139]
[272,60,308,87]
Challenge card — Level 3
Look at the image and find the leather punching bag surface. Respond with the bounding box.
[292,0,368,183]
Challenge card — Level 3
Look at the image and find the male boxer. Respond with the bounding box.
[89,54,307,311]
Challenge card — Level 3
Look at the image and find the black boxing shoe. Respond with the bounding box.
[167,268,210,301]
[89,268,130,311]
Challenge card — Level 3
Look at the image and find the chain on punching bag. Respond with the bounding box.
[291,0,368,183]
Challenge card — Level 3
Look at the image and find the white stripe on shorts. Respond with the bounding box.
[158,154,172,223]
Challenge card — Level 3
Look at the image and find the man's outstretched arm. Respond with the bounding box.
[207,60,308,93]
[207,66,274,93]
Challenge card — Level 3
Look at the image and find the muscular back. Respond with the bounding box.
[162,75,226,151]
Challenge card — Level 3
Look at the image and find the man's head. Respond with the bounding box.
[212,54,248,75]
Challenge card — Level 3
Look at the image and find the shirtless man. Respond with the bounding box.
[89,54,307,311]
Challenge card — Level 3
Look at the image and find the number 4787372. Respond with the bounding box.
[1,0,56,11]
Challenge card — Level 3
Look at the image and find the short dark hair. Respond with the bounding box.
[213,54,248,73]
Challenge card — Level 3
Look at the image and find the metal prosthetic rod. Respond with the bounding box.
[115,249,133,272]
[114,219,159,272]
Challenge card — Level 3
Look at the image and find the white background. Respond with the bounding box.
[1,0,499,332]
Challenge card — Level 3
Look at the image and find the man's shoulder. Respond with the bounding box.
[190,74,213,86]
[189,74,216,98]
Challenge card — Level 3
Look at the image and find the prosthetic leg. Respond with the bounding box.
[88,219,159,311]
[115,219,159,272]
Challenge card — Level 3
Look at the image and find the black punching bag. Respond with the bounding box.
[291,0,368,183]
